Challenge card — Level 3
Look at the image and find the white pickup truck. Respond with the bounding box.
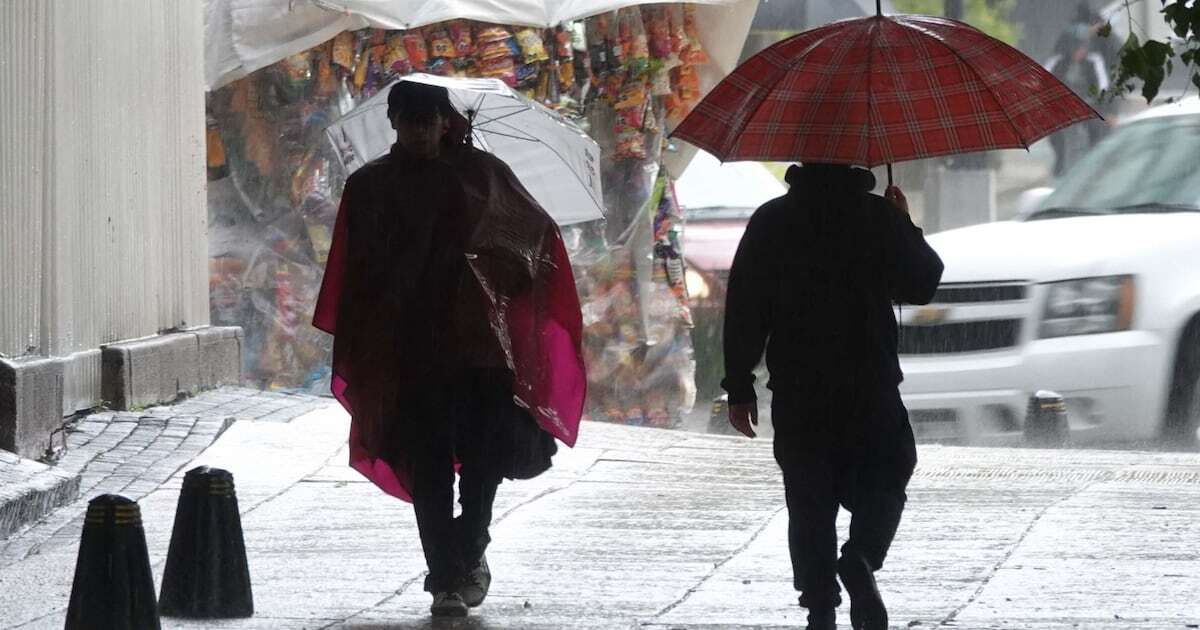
[898,97,1200,445]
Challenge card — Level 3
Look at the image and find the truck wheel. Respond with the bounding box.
[1164,324,1200,445]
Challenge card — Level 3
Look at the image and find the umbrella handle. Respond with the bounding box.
[887,163,893,189]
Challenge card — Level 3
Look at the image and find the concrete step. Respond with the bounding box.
[0,450,79,540]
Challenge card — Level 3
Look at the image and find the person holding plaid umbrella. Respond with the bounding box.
[671,3,1099,629]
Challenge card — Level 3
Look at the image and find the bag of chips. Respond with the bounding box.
[617,8,650,78]
[403,32,429,71]
[515,28,549,64]
[682,5,710,65]
[332,31,356,70]
[384,33,412,74]
[449,20,475,56]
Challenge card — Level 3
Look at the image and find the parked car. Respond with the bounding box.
[899,97,1200,445]
[675,150,786,398]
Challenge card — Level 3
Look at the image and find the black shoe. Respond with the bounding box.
[837,552,887,630]
[806,607,837,630]
[430,591,469,617]
[458,554,491,607]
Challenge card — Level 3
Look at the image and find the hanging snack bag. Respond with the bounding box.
[586,15,609,80]
[614,127,647,160]
[618,7,650,78]
[514,27,549,64]
[558,59,575,93]
[475,25,514,59]
[650,62,672,96]
[427,26,457,59]
[403,31,429,71]
[428,57,453,76]
[556,26,574,61]
[480,55,517,87]
[352,45,370,91]
[682,5,710,65]
[332,31,356,70]
[675,64,701,103]
[383,32,412,74]
[316,43,337,96]
[665,93,688,126]
[449,20,475,57]
[515,62,539,86]
[643,6,672,60]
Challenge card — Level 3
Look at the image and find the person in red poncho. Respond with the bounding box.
[312,81,586,618]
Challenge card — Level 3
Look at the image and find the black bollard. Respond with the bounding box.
[1024,391,1069,447]
[65,494,162,630]
[158,466,253,618]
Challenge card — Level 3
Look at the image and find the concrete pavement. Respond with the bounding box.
[2,393,1200,629]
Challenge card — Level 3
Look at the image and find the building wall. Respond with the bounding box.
[0,0,208,410]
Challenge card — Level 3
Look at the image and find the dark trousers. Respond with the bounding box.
[403,369,510,593]
[771,385,917,610]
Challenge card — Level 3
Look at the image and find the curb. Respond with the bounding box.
[0,452,80,540]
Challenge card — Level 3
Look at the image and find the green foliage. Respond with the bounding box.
[1104,0,1200,103]
[892,0,1022,46]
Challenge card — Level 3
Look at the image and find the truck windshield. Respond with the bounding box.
[1035,115,1200,218]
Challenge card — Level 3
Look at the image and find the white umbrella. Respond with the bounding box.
[325,74,604,226]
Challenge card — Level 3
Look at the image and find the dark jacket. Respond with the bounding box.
[720,165,944,405]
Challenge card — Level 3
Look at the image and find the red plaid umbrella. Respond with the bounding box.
[671,8,1101,174]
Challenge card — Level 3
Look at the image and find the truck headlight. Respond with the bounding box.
[1039,275,1135,338]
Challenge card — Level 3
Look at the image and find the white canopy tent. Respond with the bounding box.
[205,0,757,92]
[205,0,758,176]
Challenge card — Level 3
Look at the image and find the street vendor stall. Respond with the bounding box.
[203,0,757,427]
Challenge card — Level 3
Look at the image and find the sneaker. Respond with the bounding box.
[837,552,887,630]
[805,607,837,630]
[458,554,491,607]
[430,591,469,617]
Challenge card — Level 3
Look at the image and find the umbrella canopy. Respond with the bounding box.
[325,74,604,226]
[671,12,1102,168]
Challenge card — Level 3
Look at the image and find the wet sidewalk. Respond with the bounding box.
[2,395,1199,629]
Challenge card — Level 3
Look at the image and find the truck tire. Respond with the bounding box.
[1164,321,1200,445]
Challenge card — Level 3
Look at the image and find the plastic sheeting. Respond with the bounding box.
[206,5,754,426]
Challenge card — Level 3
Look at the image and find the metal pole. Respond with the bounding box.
[876,0,882,16]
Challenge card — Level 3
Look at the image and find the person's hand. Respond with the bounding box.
[885,185,910,216]
[728,403,759,438]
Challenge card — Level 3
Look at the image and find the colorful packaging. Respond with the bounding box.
[667,5,687,55]
[352,46,370,90]
[618,7,650,78]
[424,57,447,76]
[650,64,673,96]
[332,31,356,70]
[555,27,574,60]
[383,33,412,74]
[479,55,517,86]
[675,64,701,102]
[516,62,539,85]
[427,26,457,58]
[403,32,429,71]
[682,5,710,64]
[514,28,549,63]
[316,46,337,96]
[644,6,672,59]
[449,20,475,56]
